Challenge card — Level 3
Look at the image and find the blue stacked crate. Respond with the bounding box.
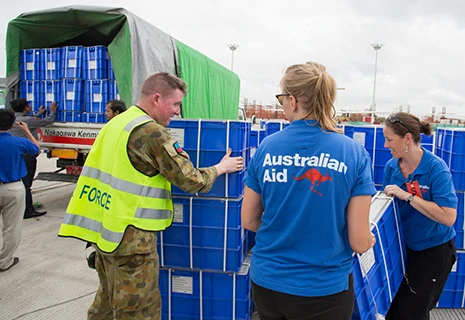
[344,125,391,185]
[83,46,108,80]
[420,132,435,153]
[59,79,84,122]
[265,121,290,136]
[159,257,253,320]
[44,80,60,109]
[437,251,465,308]
[455,192,465,250]
[19,80,43,112]
[352,192,406,320]
[43,48,61,80]
[83,80,108,123]
[59,46,84,122]
[61,46,83,79]
[167,120,251,198]
[108,80,120,100]
[250,128,265,159]
[159,197,247,272]
[435,128,465,191]
[107,52,115,80]
[20,49,43,80]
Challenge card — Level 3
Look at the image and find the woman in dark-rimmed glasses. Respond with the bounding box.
[241,62,376,320]
[383,112,457,320]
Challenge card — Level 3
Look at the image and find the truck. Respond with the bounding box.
[5,5,242,182]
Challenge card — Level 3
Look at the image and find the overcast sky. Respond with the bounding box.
[1,0,464,117]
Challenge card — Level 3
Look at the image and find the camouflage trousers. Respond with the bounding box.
[87,249,161,320]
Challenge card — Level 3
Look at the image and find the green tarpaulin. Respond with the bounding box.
[6,5,240,120]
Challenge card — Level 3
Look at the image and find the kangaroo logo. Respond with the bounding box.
[293,168,332,196]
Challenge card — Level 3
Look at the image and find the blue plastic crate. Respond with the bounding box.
[20,49,43,80]
[265,121,290,136]
[107,55,115,79]
[345,125,392,185]
[60,79,84,111]
[165,197,245,249]
[20,81,43,111]
[43,80,60,109]
[171,197,242,229]
[159,259,253,320]
[107,80,120,100]
[43,48,61,80]
[454,192,465,250]
[353,193,406,320]
[437,250,465,308]
[420,132,435,153]
[83,46,108,80]
[162,225,244,250]
[56,111,82,123]
[61,46,84,79]
[250,128,265,148]
[167,120,251,198]
[85,80,108,113]
[81,113,106,123]
[158,236,248,272]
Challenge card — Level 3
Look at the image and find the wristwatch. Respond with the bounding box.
[406,195,414,204]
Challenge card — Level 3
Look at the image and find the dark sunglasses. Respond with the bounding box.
[387,115,411,133]
[275,93,291,106]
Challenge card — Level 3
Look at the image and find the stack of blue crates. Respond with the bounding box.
[344,125,391,185]
[19,45,120,123]
[159,257,254,320]
[352,192,406,320]
[265,120,289,136]
[158,119,253,319]
[19,49,44,111]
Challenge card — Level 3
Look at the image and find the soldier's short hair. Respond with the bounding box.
[141,72,188,98]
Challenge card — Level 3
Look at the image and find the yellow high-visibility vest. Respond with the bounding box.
[58,106,173,253]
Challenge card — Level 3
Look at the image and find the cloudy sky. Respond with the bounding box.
[1,0,464,117]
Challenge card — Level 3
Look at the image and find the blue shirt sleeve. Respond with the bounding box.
[351,148,376,197]
[17,137,40,156]
[430,160,457,209]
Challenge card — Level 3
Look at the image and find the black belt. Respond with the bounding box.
[0,180,20,184]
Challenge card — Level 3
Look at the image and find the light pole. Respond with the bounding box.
[371,43,384,123]
[226,44,239,71]
[335,87,346,108]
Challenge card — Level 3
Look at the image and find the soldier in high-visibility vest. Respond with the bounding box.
[59,72,244,320]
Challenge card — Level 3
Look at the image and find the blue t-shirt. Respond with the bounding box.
[0,132,39,183]
[383,148,457,251]
[245,120,376,297]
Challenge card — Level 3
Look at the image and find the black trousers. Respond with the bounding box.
[386,239,456,320]
[22,154,38,216]
[252,274,354,320]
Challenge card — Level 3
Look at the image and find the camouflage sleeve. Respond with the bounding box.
[127,121,218,194]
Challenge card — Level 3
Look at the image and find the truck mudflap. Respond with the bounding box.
[36,171,79,183]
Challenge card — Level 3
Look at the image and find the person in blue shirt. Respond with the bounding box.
[383,112,457,320]
[0,109,40,272]
[242,61,376,320]
[9,98,57,219]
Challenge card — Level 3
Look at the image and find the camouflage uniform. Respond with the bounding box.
[88,116,218,320]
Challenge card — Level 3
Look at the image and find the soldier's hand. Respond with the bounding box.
[214,148,244,175]
[50,101,58,112]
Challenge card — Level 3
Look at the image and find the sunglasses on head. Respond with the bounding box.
[387,115,411,133]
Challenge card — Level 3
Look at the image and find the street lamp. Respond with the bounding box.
[371,43,384,123]
[226,44,239,71]
[335,87,346,108]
